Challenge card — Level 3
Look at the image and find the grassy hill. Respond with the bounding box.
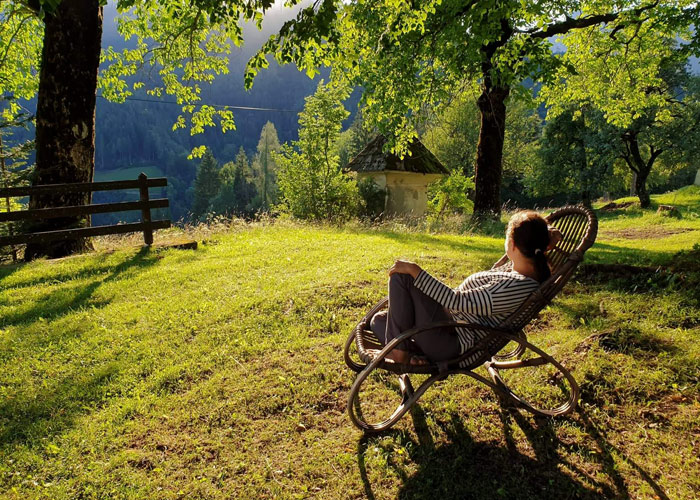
[1,187,698,499]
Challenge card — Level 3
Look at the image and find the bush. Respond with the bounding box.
[357,177,386,220]
[427,171,475,223]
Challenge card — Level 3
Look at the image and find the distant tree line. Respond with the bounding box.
[192,82,380,223]
[191,121,282,221]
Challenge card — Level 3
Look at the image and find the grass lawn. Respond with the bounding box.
[1,187,699,499]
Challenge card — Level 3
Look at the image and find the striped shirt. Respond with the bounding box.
[413,267,540,367]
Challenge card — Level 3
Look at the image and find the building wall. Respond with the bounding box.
[358,171,444,216]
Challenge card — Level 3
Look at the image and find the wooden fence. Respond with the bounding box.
[0,173,171,248]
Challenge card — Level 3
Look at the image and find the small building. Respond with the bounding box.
[345,135,449,216]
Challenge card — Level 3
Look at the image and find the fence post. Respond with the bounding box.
[138,173,153,245]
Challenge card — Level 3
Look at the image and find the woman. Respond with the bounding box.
[370,211,561,366]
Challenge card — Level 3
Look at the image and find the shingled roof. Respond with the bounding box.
[345,135,449,175]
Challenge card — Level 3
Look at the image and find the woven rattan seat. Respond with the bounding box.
[343,206,598,432]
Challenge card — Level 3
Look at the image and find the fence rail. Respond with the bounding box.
[0,173,171,248]
[0,177,167,197]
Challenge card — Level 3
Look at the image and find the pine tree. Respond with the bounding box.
[252,122,280,211]
[212,147,257,217]
[191,149,221,221]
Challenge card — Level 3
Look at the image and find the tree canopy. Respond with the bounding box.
[248,0,700,215]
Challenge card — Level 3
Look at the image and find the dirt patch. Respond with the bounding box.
[604,227,693,239]
[600,201,636,210]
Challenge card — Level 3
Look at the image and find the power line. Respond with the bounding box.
[96,94,300,113]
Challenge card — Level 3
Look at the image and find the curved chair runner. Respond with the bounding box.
[344,206,598,432]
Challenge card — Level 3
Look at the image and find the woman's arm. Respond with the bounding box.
[413,269,494,316]
[389,260,495,316]
[547,225,563,250]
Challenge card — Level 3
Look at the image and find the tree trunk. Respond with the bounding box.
[635,170,650,208]
[25,0,102,261]
[473,85,509,218]
[621,130,661,210]
[581,190,592,208]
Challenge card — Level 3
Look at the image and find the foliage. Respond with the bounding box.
[102,1,235,145]
[191,149,221,220]
[0,3,42,123]
[277,81,359,221]
[0,1,39,247]
[540,12,699,129]
[499,97,544,206]
[531,106,620,206]
[336,108,375,168]
[249,0,698,215]
[335,126,355,169]
[543,44,700,207]
[422,89,481,176]
[0,0,318,158]
[103,0,309,157]
[251,121,280,211]
[427,171,475,223]
[252,0,566,149]
[0,98,35,260]
[211,147,257,217]
[423,90,542,206]
[356,176,386,220]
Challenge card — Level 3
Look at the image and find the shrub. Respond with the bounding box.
[357,177,386,220]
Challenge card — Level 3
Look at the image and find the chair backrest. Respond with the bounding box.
[492,205,598,333]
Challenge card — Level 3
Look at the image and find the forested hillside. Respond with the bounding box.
[8,3,359,222]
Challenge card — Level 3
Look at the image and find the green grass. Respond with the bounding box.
[1,188,699,499]
[94,166,165,182]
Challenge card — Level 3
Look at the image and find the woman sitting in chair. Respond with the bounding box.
[370,211,562,366]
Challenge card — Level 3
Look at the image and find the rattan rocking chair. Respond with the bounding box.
[344,206,598,432]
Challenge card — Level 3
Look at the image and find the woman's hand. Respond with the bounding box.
[389,259,422,279]
[547,226,563,251]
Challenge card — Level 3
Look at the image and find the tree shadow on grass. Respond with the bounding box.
[0,247,161,328]
[0,249,162,449]
[586,242,677,266]
[373,230,502,257]
[0,257,133,292]
[0,259,23,284]
[0,360,122,447]
[505,409,671,500]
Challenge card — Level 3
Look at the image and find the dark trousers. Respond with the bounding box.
[370,273,460,362]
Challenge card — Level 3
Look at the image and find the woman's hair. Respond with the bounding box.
[507,211,551,282]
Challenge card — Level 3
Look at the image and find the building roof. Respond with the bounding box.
[345,135,449,175]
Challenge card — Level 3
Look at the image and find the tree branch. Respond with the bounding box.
[647,146,663,169]
[527,1,660,40]
[0,13,34,72]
